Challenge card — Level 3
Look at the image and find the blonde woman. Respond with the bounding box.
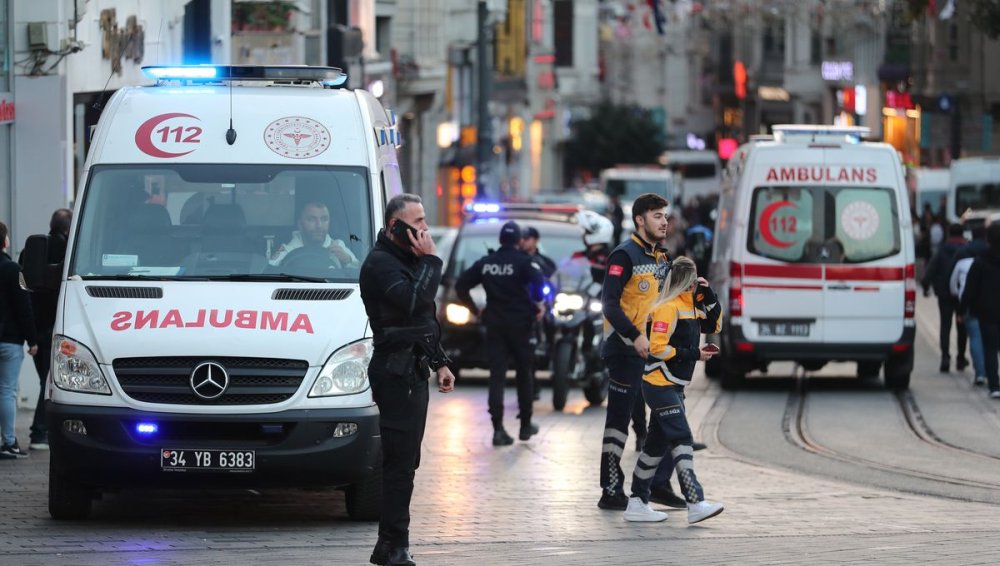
[623,257,725,523]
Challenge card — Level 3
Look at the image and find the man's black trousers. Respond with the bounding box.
[486,321,535,425]
[369,360,429,549]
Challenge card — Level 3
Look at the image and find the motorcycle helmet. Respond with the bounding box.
[577,210,614,247]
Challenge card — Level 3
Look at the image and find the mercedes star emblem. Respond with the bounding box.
[190,361,230,400]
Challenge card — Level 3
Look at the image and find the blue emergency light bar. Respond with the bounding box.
[141,65,348,87]
[464,202,581,216]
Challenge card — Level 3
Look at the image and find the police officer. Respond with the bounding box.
[456,221,546,446]
[360,194,455,566]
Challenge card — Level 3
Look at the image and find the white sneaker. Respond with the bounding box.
[623,497,668,522]
[974,376,986,386]
[990,391,1000,399]
[687,500,725,524]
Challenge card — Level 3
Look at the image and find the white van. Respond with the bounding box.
[37,66,403,520]
[659,149,722,202]
[908,167,949,217]
[708,125,915,390]
[600,166,678,233]
[946,157,1000,225]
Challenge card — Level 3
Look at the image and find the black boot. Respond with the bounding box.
[649,484,688,509]
[386,547,416,566]
[370,537,390,565]
[519,420,539,441]
[492,427,514,446]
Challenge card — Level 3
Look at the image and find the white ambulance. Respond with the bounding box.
[36,66,403,520]
[707,125,915,390]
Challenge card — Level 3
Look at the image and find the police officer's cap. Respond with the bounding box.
[499,221,522,245]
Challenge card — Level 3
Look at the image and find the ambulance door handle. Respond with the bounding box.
[827,283,850,291]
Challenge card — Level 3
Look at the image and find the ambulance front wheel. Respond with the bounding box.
[345,466,383,521]
[48,458,93,520]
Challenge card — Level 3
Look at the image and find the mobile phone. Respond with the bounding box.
[390,219,419,241]
[702,343,720,353]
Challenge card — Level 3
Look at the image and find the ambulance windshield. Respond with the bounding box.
[747,186,900,264]
[70,164,373,282]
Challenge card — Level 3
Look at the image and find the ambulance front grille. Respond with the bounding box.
[86,286,164,299]
[112,357,308,405]
[272,288,353,301]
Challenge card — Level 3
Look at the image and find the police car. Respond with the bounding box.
[35,65,399,520]
[438,204,587,378]
[708,125,916,390]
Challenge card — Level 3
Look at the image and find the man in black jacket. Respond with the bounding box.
[960,222,1000,399]
[456,221,545,446]
[0,222,38,459]
[24,208,71,450]
[360,194,455,566]
[922,223,968,372]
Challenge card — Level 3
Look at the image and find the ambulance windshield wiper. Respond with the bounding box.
[209,273,329,283]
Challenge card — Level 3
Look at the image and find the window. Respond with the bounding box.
[955,183,1000,217]
[553,0,573,67]
[0,0,9,91]
[604,178,675,202]
[71,164,373,282]
[748,186,900,264]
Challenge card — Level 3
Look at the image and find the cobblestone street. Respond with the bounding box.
[2,296,1000,565]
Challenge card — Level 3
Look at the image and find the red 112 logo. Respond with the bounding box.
[135,112,203,158]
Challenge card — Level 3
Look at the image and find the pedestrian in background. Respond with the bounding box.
[456,220,546,446]
[625,257,724,523]
[0,222,39,459]
[359,194,456,566]
[960,222,1000,400]
[22,208,71,450]
[952,225,988,386]
[923,223,968,372]
[597,193,672,510]
[609,194,625,246]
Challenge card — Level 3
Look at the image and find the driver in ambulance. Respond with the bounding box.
[269,201,360,267]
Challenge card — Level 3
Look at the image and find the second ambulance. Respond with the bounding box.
[709,125,915,389]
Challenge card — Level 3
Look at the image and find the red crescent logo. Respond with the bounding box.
[759,200,797,249]
[135,113,199,158]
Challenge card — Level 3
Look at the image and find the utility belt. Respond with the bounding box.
[373,324,450,376]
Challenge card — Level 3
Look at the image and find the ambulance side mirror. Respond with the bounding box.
[20,234,61,291]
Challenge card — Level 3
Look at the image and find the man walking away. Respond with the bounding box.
[0,222,39,459]
[456,221,546,446]
[923,223,968,372]
[597,193,672,510]
[952,225,988,385]
[23,208,71,450]
[960,222,1000,400]
[360,194,456,566]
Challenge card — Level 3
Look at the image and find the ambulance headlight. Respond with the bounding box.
[445,303,472,325]
[554,293,585,312]
[310,339,373,397]
[52,336,111,395]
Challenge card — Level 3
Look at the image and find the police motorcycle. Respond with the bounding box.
[547,211,614,411]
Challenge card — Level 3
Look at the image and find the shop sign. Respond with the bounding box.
[821,61,853,82]
[0,94,14,125]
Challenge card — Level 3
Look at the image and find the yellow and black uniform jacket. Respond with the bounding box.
[643,284,723,387]
[601,234,670,356]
